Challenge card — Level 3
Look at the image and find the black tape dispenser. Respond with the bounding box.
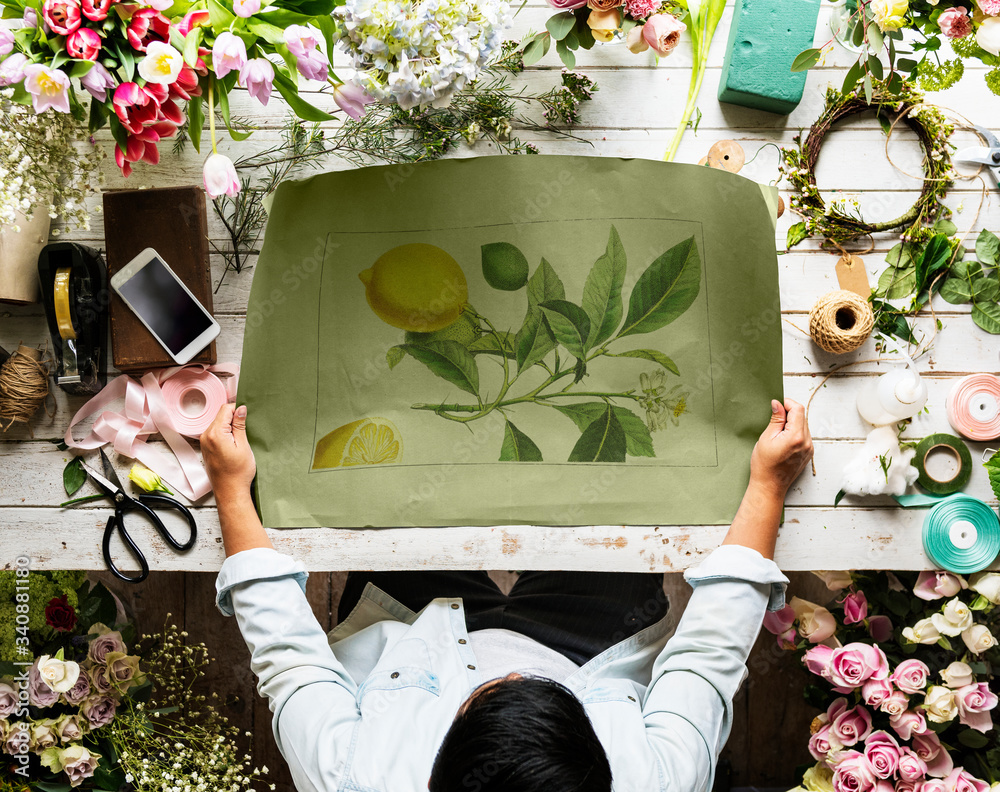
[38,243,109,396]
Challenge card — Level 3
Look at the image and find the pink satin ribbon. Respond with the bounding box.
[947,374,1000,442]
[64,365,238,501]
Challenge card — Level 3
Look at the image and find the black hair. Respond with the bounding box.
[429,675,612,792]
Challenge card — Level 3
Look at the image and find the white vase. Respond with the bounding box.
[0,204,52,304]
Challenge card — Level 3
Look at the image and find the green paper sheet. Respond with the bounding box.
[238,156,783,528]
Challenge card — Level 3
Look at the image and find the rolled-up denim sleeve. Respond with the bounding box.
[215,548,361,792]
[642,545,789,792]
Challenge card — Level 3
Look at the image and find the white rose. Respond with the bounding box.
[36,656,80,694]
[803,763,836,792]
[930,598,974,637]
[962,624,998,654]
[978,17,1000,55]
[969,572,1000,604]
[902,617,941,645]
[923,685,959,723]
[812,571,854,591]
[940,661,975,688]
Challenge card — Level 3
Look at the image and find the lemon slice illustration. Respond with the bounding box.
[312,418,402,470]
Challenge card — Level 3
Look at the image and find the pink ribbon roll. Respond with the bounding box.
[946,374,1000,441]
[64,365,238,501]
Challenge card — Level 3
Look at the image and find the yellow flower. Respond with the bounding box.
[128,464,172,494]
[587,8,621,42]
[870,0,909,31]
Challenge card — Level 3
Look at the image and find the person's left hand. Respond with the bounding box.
[201,404,256,499]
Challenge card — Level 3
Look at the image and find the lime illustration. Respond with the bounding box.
[359,243,468,332]
[481,242,529,291]
[312,417,402,470]
[405,310,482,347]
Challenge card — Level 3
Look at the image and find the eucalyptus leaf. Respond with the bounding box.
[399,341,480,395]
[582,225,626,348]
[499,419,543,462]
[63,457,86,496]
[790,48,821,72]
[938,277,972,304]
[867,54,883,80]
[604,348,679,375]
[843,60,863,92]
[976,228,1000,267]
[972,302,1000,334]
[555,43,575,70]
[522,34,548,66]
[567,406,626,463]
[617,236,701,339]
[539,300,591,360]
[545,12,577,41]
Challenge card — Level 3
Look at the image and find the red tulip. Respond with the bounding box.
[81,0,114,22]
[126,8,170,52]
[176,8,209,37]
[113,81,159,133]
[66,26,101,60]
[42,0,81,36]
[169,63,202,101]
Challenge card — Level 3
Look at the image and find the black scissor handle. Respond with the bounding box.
[102,515,150,584]
[136,493,198,552]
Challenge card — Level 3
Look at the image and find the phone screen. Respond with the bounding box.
[118,256,214,354]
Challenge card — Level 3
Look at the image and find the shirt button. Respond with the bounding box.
[467,664,476,670]
[391,672,400,679]
[458,639,467,645]
[451,603,460,610]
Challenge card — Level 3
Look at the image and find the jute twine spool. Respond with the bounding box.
[809,290,875,354]
[0,345,51,433]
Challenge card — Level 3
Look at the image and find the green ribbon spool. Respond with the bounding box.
[914,433,972,496]
[923,495,1000,574]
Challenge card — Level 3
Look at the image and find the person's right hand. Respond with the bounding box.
[201,403,256,499]
[749,399,813,499]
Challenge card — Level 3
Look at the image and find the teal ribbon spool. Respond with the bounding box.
[923,495,1000,574]
[914,433,972,496]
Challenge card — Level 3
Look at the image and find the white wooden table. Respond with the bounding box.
[3,2,1000,573]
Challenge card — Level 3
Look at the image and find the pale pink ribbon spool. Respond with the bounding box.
[64,365,238,501]
[946,374,1000,441]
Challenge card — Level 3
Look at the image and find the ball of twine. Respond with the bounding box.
[809,290,875,355]
[0,345,51,433]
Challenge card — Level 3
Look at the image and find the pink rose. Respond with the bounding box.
[938,6,972,38]
[803,645,834,678]
[868,615,893,643]
[923,782,951,792]
[829,643,889,692]
[889,708,927,741]
[546,0,587,9]
[80,694,116,728]
[912,733,953,778]
[954,683,998,733]
[914,571,964,601]
[810,723,843,760]
[943,769,989,792]
[29,659,60,707]
[862,679,894,708]
[42,0,80,36]
[832,704,873,747]
[62,673,90,706]
[896,781,921,792]
[841,591,868,625]
[863,731,900,779]
[833,750,877,792]
[66,27,101,60]
[891,659,929,694]
[641,13,685,56]
[763,604,795,635]
[896,748,927,782]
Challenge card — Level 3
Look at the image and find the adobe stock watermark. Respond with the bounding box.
[9,555,32,780]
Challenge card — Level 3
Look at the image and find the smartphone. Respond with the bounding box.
[110,247,220,365]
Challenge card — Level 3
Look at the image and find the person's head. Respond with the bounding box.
[428,674,612,792]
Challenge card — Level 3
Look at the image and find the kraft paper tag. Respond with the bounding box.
[835,254,870,297]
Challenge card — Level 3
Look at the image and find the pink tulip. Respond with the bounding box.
[283,24,320,58]
[938,6,972,38]
[203,153,240,198]
[889,708,927,741]
[829,643,889,692]
[23,7,38,27]
[114,121,173,177]
[944,769,989,792]
[169,64,202,101]
[840,590,868,625]
[891,659,929,694]
[0,28,13,58]
[763,604,795,635]
[832,750,877,792]
[81,0,113,21]
[113,82,159,134]
[239,58,273,106]
[861,678,894,708]
[80,61,114,101]
[913,571,964,601]
[803,645,834,679]
[868,615,893,643]
[897,748,928,782]
[146,0,172,9]
[42,0,80,36]
[177,9,210,36]
[863,731,900,780]
[233,0,260,17]
[212,32,247,79]
[0,53,28,86]
[333,82,376,119]
[777,626,797,649]
[66,27,101,60]
[127,8,170,51]
[955,683,998,733]
[23,64,71,113]
[832,704,873,747]
[641,12,685,56]
[296,48,327,81]
[912,733,953,778]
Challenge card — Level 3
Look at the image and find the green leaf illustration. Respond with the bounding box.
[468,332,517,359]
[515,310,557,372]
[553,403,653,458]
[527,257,566,308]
[976,228,999,267]
[973,276,1000,303]
[582,225,627,349]
[939,278,972,305]
[972,303,1000,334]
[568,405,626,463]
[539,300,591,360]
[481,242,529,291]
[63,457,86,497]
[604,349,679,375]
[399,340,480,396]
[386,346,406,369]
[618,236,701,339]
[499,419,543,462]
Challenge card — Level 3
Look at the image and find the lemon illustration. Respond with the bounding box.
[312,417,402,470]
[404,309,482,347]
[359,244,468,332]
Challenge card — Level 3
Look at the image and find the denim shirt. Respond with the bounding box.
[216,544,788,792]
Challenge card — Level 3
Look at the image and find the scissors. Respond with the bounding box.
[80,449,197,583]
[954,125,1000,190]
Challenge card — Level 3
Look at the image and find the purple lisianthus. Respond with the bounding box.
[87,664,115,697]
[0,683,18,718]
[62,673,90,706]
[87,626,126,665]
[80,695,116,729]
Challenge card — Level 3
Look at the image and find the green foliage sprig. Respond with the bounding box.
[781,81,954,250]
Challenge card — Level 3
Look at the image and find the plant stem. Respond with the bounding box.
[412,390,641,414]
[663,58,705,162]
[208,79,217,155]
